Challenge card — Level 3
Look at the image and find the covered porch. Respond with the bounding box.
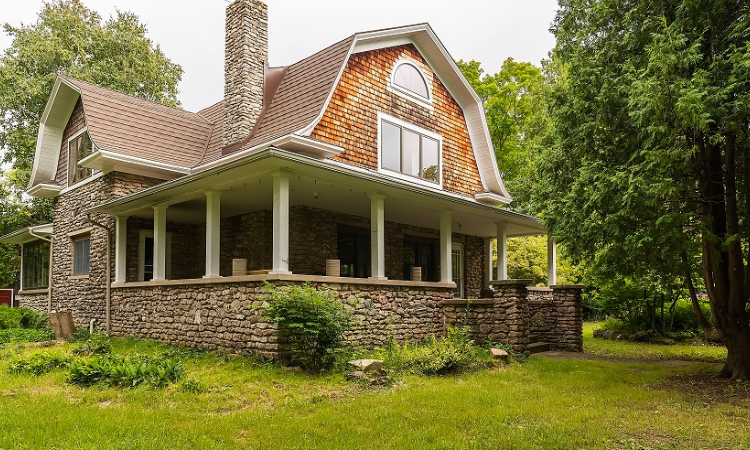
[87,146,552,296]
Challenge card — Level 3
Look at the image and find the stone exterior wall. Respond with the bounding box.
[15,291,48,311]
[110,279,451,355]
[49,172,162,327]
[312,44,484,197]
[528,286,584,352]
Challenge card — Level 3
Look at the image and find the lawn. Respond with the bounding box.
[0,327,748,449]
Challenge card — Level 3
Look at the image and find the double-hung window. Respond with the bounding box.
[73,236,91,276]
[379,114,441,185]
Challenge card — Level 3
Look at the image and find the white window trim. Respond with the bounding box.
[66,127,99,189]
[377,112,443,189]
[138,229,172,281]
[388,59,433,110]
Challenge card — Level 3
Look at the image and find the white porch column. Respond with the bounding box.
[204,190,222,278]
[484,237,493,288]
[440,210,453,283]
[271,171,291,274]
[114,215,128,283]
[547,236,557,286]
[368,193,387,280]
[152,205,168,281]
[496,222,508,281]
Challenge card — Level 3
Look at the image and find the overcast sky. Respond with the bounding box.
[0,0,559,112]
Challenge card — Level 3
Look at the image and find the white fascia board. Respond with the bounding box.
[0,223,53,245]
[28,77,81,189]
[81,150,191,180]
[27,183,62,198]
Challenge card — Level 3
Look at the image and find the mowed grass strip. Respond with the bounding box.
[0,333,747,449]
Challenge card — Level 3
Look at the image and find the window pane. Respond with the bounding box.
[421,136,439,182]
[381,121,401,172]
[394,64,429,98]
[144,237,154,280]
[402,129,420,176]
[74,238,90,275]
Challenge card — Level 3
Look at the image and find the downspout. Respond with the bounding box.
[85,214,112,336]
[28,229,53,313]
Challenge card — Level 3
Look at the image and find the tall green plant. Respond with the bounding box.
[260,283,355,372]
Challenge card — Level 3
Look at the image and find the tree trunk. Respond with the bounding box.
[719,322,750,380]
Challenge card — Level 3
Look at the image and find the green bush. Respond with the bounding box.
[0,328,55,344]
[260,283,356,373]
[378,328,489,376]
[8,352,71,375]
[0,306,48,330]
[67,354,185,388]
[72,334,111,356]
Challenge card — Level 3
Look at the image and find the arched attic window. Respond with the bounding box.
[392,61,430,102]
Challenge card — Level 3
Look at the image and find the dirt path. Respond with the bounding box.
[534,351,722,368]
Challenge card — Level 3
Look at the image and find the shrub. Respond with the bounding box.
[67,354,185,388]
[72,334,111,356]
[0,328,55,344]
[0,306,48,330]
[8,352,71,375]
[379,328,489,376]
[260,283,355,372]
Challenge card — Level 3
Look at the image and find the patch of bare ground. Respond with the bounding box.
[658,372,750,407]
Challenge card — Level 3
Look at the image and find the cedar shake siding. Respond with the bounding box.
[312,44,484,197]
[55,98,86,186]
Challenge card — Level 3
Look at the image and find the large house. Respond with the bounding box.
[1,0,582,354]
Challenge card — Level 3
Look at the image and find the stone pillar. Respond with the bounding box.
[490,279,532,353]
[271,171,291,274]
[547,237,557,286]
[440,210,453,283]
[368,193,387,280]
[551,284,585,352]
[152,205,168,281]
[114,215,128,283]
[204,190,222,278]
[496,222,507,281]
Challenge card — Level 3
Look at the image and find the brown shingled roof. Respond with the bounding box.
[64,77,217,168]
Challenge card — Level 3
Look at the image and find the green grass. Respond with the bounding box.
[584,322,728,362]
[0,331,747,449]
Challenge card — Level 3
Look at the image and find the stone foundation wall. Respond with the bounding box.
[109,278,452,355]
[15,291,48,311]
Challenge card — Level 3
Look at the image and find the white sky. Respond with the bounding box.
[0,0,558,112]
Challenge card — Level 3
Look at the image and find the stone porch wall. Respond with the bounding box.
[109,277,452,355]
[528,285,584,352]
[443,281,584,353]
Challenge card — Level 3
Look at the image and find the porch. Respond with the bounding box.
[90,147,555,296]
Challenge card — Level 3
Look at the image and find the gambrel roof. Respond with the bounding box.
[28,24,510,203]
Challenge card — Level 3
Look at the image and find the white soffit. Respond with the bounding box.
[299,24,511,201]
[28,77,81,189]
[0,223,53,245]
[81,150,190,180]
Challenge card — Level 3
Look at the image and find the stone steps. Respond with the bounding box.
[527,342,552,354]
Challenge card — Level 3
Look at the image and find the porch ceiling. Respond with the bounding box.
[87,148,544,238]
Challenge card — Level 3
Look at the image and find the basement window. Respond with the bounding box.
[68,130,94,186]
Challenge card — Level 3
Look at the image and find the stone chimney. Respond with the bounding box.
[224,0,268,146]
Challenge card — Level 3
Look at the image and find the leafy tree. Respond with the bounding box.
[537,0,750,379]
[0,0,182,287]
[457,58,548,202]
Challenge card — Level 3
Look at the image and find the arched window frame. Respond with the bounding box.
[389,60,433,109]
